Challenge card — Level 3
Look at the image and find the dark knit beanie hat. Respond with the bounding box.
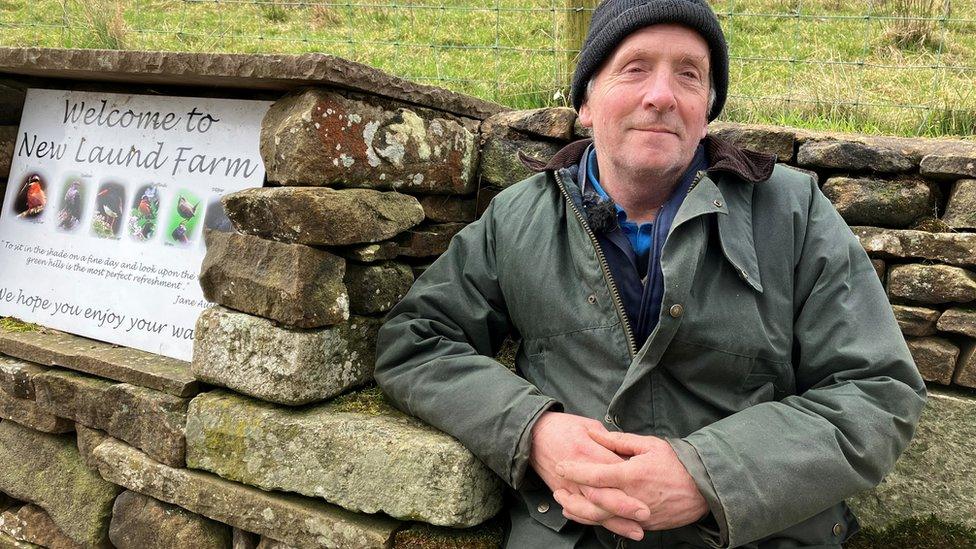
[570,0,728,121]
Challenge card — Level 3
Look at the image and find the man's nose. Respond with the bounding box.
[641,71,677,113]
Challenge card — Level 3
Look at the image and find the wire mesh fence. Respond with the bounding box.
[1,0,974,136]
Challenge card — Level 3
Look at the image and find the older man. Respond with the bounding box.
[375,0,926,547]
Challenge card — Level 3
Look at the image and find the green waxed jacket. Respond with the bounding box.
[374,137,927,548]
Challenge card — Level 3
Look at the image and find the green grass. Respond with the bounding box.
[0,0,975,136]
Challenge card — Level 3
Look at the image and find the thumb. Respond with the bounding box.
[586,428,656,456]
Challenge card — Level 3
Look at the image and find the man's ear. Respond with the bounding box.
[578,102,593,128]
[699,118,708,140]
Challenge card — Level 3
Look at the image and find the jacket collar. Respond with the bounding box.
[522,134,772,294]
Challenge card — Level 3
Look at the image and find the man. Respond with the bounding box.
[375,0,927,546]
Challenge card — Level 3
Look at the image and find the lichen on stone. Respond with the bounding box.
[0,318,39,333]
[327,385,399,416]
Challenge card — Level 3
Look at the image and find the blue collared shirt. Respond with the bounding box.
[585,148,656,277]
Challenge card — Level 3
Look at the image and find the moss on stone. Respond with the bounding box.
[393,519,504,549]
[847,515,976,549]
[328,386,399,416]
[0,317,38,333]
[911,216,955,233]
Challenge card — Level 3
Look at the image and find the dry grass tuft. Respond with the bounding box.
[882,0,951,50]
[76,0,128,50]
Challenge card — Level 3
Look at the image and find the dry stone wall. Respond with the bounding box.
[0,48,973,548]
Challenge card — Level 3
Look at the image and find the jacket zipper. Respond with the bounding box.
[554,170,638,358]
[687,170,707,194]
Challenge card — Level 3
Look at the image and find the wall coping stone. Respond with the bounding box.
[0,326,197,397]
[0,48,506,120]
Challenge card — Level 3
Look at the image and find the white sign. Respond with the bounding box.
[0,89,271,361]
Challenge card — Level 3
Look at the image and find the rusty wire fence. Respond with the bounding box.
[1,0,975,136]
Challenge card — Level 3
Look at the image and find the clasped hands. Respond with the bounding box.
[528,411,709,542]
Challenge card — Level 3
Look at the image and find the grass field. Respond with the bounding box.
[1,0,975,136]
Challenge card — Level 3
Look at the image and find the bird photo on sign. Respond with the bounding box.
[57,178,86,231]
[128,184,160,242]
[91,182,126,239]
[14,173,47,220]
[166,190,201,246]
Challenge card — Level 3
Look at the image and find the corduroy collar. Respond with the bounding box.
[518,134,776,184]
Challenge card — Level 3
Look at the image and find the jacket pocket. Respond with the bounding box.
[664,338,794,417]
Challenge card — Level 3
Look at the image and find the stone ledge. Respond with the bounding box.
[0,48,504,120]
[91,436,401,548]
[0,327,197,398]
[185,390,503,527]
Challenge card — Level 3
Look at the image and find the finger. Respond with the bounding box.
[561,508,600,526]
[579,485,651,522]
[553,488,615,523]
[556,460,622,488]
[586,429,655,457]
[600,516,646,542]
[562,508,646,541]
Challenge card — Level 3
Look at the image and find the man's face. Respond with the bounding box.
[578,24,710,182]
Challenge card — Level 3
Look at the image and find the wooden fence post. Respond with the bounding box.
[558,0,598,93]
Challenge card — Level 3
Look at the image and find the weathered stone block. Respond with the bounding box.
[185,390,503,527]
[919,154,976,180]
[954,342,976,388]
[0,504,85,549]
[707,122,796,162]
[337,242,399,263]
[0,422,120,546]
[393,522,504,549]
[397,223,466,258]
[418,195,478,223]
[200,230,349,328]
[942,179,976,230]
[193,307,378,406]
[109,491,231,549]
[797,140,915,173]
[479,134,560,189]
[92,437,401,548]
[892,305,940,337]
[481,108,576,141]
[850,390,976,529]
[0,390,74,434]
[905,336,959,385]
[853,226,976,267]
[261,89,479,194]
[0,327,197,397]
[33,370,188,467]
[0,126,15,179]
[887,264,976,304]
[223,187,424,246]
[0,50,504,121]
[935,307,976,338]
[822,177,934,228]
[345,262,414,314]
[75,424,109,472]
[0,531,39,548]
[0,356,46,400]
